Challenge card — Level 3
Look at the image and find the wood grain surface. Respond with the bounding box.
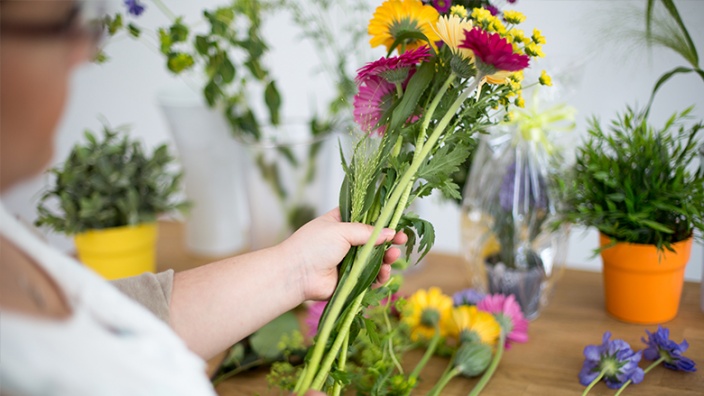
[156,221,704,395]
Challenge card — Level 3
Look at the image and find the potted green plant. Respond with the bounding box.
[36,124,189,280]
[558,0,704,324]
[558,106,704,323]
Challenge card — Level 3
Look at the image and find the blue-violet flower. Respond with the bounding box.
[124,0,145,16]
[642,326,696,372]
[579,331,644,390]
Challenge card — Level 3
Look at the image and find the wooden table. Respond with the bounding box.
[156,222,704,395]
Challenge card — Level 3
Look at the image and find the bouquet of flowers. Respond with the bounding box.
[291,0,546,394]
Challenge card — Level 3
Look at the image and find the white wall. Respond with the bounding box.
[2,0,703,281]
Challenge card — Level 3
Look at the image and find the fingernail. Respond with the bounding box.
[382,229,394,238]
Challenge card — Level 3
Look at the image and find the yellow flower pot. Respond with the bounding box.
[74,223,158,280]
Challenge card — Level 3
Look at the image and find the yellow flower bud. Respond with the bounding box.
[539,70,553,86]
[503,10,526,24]
[450,5,468,18]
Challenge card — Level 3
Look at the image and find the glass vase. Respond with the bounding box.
[460,129,569,320]
[239,124,338,251]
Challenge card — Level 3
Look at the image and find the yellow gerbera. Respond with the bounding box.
[402,287,453,341]
[432,14,474,60]
[450,305,501,346]
[368,0,440,54]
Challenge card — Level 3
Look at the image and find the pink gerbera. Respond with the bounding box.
[355,46,431,85]
[353,75,396,135]
[458,27,529,74]
[476,293,529,349]
[304,301,328,338]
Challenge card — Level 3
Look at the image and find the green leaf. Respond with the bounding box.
[250,311,300,360]
[169,18,189,43]
[657,0,698,66]
[194,35,210,55]
[264,81,281,125]
[387,60,434,134]
[167,52,195,73]
[127,23,141,38]
[645,66,698,116]
[386,31,431,57]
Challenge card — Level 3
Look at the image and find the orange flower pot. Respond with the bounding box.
[599,234,692,324]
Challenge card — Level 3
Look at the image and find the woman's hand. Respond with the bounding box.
[279,208,407,301]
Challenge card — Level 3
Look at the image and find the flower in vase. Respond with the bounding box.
[402,287,454,341]
[642,326,696,372]
[368,0,441,53]
[498,160,548,213]
[579,332,644,389]
[502,10,526,24]
[453,288,487,306]
[450,305,501,346]
[356,46,432,85]
[476,293,528,348]
[450,5,468,18]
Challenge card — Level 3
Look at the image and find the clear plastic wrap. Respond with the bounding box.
[461,125,570,320]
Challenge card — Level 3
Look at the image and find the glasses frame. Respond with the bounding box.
[0,2,105,46]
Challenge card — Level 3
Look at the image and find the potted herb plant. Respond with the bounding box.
[559,107,704,323]
[558,0,704,324]
[36,124,189,280]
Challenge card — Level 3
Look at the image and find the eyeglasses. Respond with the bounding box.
[0,1,106,48]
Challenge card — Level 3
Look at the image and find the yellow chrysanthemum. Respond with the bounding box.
[450,306,501,346]
[432,14,474,60]
[532,28,546,45]
[402,287,454,341]
[515,95,526,108]
[509,28,526,45]
[368,0,440,54]
[470,7,493,24]
[502,10,526,25]
[511,70,524,82]
[488,18,507,36]
[450,5,467,18]
[539,70,553,86]
[525,42,545,58]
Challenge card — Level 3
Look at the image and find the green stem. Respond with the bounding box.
[152,0,177,20]
[331,332,350,396]
[396,82,404,99]
[409,330,442,382]
[580,369,606,396]
[211,357,267,387]
[416,74,456,157]
[310,293,364,390]
[296,74,482,394]
[468,331,505,396]
[383,294,404,374]
[427,366,461,396]
[613,357,665,396]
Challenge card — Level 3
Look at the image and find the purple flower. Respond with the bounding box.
[498,161,548,213]
[642,326,696,372]
[579,332,644,389]
[431,0,452,14]
[453,288,487,306]
[124,0,145,16]
[486,5,499,16]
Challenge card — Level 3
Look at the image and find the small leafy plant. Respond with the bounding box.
[558,106,704,252]
[36,124,189,234]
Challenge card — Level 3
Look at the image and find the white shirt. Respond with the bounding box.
[0,202,217,395]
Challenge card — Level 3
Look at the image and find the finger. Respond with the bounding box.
[325,207,342,222]
[376,263,391,284]
[383,246,401,264]
[392,230,408,245]
[339,223,397,247]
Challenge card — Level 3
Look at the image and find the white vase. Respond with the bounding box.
[239,124,337,251]
[157,84,246,257]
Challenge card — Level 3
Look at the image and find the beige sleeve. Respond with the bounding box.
[111,270,174,324]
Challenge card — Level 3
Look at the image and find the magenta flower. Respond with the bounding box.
[476,293,528,348]
[355,46,431,85]
[304,301,328,338]
[459,27,530,74]
[642,326,696,372]
[431,0,453,14]
[353,76,396,135]
[486,5,499,16]
[579,332,644,390]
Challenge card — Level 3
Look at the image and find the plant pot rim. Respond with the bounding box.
[598,232,694,248]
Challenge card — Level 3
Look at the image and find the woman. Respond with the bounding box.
[0,1,406,394]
